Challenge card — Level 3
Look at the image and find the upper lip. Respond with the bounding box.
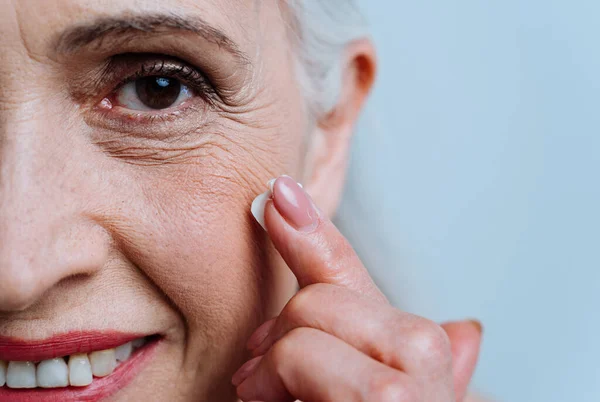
[0,331,145,362]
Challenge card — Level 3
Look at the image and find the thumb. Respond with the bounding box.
[441,320,483,402]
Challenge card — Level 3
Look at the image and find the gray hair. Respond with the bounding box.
[283,1,369,120]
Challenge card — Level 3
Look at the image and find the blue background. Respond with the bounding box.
[339,2,600,401]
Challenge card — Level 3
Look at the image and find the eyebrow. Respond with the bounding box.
[55,13,247,62]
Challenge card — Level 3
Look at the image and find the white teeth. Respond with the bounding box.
[0,360,6,387]
[36,358,68,388]
[6,361,37,389]
[89,349,117,377]
[115,342,133,362]
[2,338,145,389]
[68,354,93,387]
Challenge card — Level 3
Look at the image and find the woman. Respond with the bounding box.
[0,0,485,401]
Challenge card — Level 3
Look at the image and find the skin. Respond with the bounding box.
[0,0,484,401]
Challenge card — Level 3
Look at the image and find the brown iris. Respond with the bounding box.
[134,77,182,109]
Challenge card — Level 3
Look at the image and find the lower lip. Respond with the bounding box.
[0,338,161,402]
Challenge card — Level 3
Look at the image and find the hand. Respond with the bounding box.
[233,176,482,402]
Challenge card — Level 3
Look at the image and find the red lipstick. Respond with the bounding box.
[0,331,144,362]
[0,332,161,402]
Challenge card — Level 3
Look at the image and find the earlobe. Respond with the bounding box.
[303,39,377,218]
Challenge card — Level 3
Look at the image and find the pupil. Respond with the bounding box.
[135,77,181,110]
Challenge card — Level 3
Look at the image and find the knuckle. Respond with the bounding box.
[409,320,452,368]
[282,283,331,323]
[282,286,313,323]
[270,327,311,362]
[368,371,418,402]
[314,230,358,278]
[332,248,359,279]
[332,235,357,265]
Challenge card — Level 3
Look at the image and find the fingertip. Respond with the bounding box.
[251,175,311,233]
[232,356,263,387]
[441,320,483,401]
[247,318,277,351]
[468,319,483,335]
[442,320,483,346]
[271,175,320,232]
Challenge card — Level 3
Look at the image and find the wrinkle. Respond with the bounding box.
[201,144,267,195]
[205,128,282,191]
[218,90,280,131]
[13,4,53,65]
[92,136,208,166]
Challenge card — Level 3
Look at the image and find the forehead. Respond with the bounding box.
[5,0,261,57]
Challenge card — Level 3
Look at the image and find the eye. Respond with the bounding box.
[115,76,194,111]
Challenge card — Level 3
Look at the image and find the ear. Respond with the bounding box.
[303,39,377,218]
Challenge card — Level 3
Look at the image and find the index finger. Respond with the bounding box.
[251,175,386,303]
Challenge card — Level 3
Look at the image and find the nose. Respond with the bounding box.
[0,107,109,311]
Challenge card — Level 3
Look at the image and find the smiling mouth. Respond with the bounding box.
[0,332,161,401]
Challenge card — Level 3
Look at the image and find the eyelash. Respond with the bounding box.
[115,59,217,103]
[90,56,219,130]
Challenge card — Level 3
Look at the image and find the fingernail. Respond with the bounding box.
[251,190,271,231]
[232,356,263,387]
[468,320,484,335]
[250,178,281,231]
[247,319,276,350]
[272,175,319,231]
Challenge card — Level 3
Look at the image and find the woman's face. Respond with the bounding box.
[0,0,319,400]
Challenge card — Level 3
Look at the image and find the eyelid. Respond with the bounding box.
[82,55,219,135]
[87,94,213,139]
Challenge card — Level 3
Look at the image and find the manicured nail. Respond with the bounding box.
[247,319,276,350]
[468,320,483,335]
[250,178,283,231]
[250,189,271,231]
[232,356,263,387]
[272,176,319,231]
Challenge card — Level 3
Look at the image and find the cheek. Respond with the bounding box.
[119,162,264,329]
[97,124,303,343]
